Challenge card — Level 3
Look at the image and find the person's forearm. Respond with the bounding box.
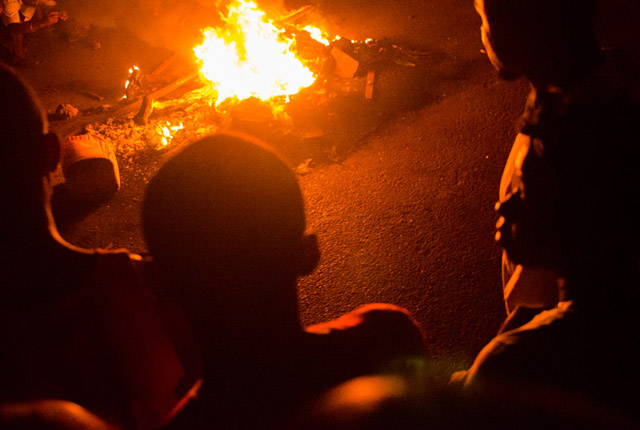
[7,19,47,35]
[8,21,35,35]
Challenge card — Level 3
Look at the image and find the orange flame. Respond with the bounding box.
[123,65,141,100]
[303,25,331,46]
[158,121,184,147]
[193,0,316,106]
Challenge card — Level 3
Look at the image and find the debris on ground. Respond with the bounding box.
[54,104,79,119]
[133,95,154,125]
[82,91,105,101]
[296,158,313,175]
[62,7,434,186]
[60,134,120,203]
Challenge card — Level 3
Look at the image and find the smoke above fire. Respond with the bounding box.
[63,0,291,53]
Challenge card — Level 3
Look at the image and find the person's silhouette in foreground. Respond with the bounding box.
[0,399,115,430]
[0,62,196,429]
[451,0,640,420]
[480,0,639,318]
[142,133,427,429]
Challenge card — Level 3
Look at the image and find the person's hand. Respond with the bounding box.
[44,11,66,26]
[46,11,60,25]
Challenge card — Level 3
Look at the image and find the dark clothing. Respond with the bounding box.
[0,250,195,429]
[455,49,640,420]
[164,303,427,430]
[460,301,640,421]
[499,49,639,312]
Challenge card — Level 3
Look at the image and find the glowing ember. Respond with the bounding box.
[303,25,331,46]
[193,0,316,106]
[123,65,141,100]
[157,121,184,147]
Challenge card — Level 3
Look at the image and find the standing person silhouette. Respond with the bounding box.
[476,0,639,320]
[451,0,640,419]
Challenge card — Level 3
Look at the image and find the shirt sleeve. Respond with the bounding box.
[305,303,428,375]
[20,4,36,21]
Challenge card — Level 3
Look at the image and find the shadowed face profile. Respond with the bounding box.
[0,63,60,232]
[474,0,517,80]
[142,133,319,327]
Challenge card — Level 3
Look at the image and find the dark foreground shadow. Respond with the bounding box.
[51,183,113,233]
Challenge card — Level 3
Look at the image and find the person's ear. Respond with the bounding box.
[299,233,320,276]
[42,132,60,173]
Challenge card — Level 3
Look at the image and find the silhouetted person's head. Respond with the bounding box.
[0,63,60,239]
[474,0,600,87]
[142,133,319,341]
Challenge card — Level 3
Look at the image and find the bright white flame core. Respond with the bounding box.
[158,121,184,146]
[303,25,330,46]
[193,0,316,105]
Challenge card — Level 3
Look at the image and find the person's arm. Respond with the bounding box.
[6,10,66,35]
[306,303,429,375]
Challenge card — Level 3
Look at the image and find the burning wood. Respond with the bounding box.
[157,121,185,148]
[75,0,432,185]
[193,0,319,106]
[123,65,145,101]
[134,95,154,126]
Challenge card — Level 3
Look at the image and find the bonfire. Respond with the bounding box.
[86,0,429,172]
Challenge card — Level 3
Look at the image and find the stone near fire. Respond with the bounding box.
[54,104,78,119]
